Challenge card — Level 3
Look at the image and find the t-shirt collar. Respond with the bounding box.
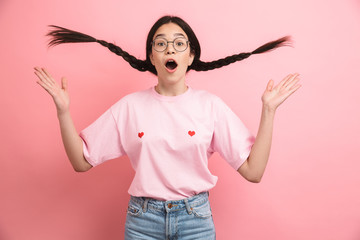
[151,85,191,102]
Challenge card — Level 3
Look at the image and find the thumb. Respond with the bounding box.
[266,79,274,91]
[61,77,68,91]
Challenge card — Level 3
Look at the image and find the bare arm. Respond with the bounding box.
[238,73,301,182]
[34,67,92,172]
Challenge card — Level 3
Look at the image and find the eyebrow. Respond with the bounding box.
[154,33,186,39]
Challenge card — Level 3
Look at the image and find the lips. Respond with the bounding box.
[165,59,178,72]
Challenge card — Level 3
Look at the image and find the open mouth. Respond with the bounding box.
[165,59,178,71]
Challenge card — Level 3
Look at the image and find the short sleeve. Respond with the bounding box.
[210,97,255,171]
[79,107,125,167]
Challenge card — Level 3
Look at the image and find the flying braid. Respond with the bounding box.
[47,25,152,72]
[190,36,291,71]
[47,25,290,75]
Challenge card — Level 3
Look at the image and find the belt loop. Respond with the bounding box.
[143,198,149,213]
[184,198,192,215]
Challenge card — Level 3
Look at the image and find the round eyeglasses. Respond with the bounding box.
[152,37,190,52]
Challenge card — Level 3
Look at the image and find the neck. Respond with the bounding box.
[155,81,188,96]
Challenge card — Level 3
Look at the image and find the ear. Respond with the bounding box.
[150,53,155,66]
[188,52,195,66]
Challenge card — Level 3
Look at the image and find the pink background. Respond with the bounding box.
[1,0,360,239]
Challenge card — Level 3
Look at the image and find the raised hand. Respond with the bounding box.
[261,73,301,112]
[238,73,301,182]
[34,67,92,171]
[34,67,70,115]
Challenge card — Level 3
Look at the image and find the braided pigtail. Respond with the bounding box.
[190,36,291,72]
[47,25,152,72]
[46,22,291,74]
[95,40,150,72]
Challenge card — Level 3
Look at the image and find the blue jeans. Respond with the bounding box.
[125,192,216,240]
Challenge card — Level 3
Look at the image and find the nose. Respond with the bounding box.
[166,42,176,54]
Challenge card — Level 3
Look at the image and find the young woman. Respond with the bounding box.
[34,16,301,240]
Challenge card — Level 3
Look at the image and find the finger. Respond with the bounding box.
[274,74,292,91]
[35,68,59,90]
[34,67,46,80]
[283,83,302,101]
[266,79,274,91]
[36,78,54,96]
[36,78,49,91]
[34,67,55,86]
[283,73,300,89]
[284,76,300,90]
[42,68,56,84]
[277,74,293,88]
[34,70,53,89]
[290,83,302,93]
[61,77,68,91]
[34,67,51,83]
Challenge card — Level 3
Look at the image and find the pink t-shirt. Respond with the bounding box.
[80,86,255,200]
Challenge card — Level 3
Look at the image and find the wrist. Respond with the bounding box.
[262,103,276,114]
[57,109,71,119]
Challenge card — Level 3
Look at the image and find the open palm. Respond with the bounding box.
[262,73,301,111]
[34,67,70,115]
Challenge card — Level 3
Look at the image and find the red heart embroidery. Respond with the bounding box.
[138,132,144,138]
[188,131,195,137]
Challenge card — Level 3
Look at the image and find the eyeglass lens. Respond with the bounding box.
[153,38,188,52]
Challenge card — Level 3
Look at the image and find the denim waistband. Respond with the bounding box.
[130,192,209,214]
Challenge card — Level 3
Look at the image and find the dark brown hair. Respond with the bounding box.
[47,15,291,75]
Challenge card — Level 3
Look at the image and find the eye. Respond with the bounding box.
[154,39,166,47]
[175,39,186,46]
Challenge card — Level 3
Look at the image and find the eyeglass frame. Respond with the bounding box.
[151,37,190,52]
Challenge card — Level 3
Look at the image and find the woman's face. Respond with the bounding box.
[150,22,194,86]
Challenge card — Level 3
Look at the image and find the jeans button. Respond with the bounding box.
[168,203,173,208]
